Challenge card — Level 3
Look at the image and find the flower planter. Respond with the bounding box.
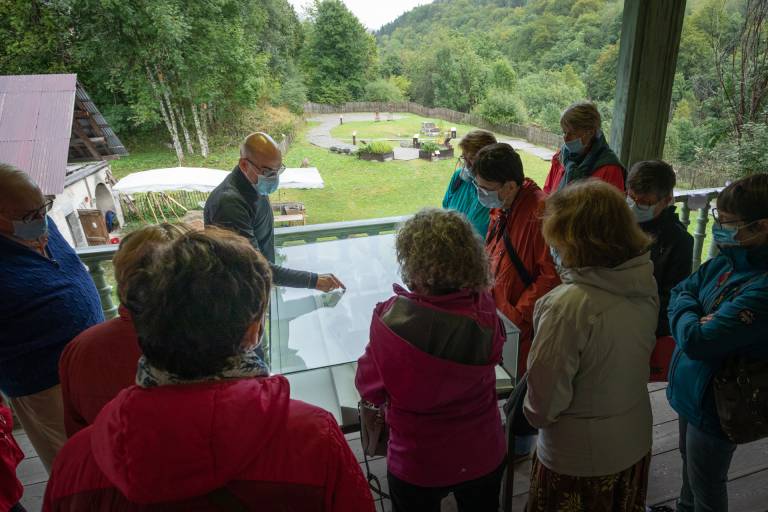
[358,151,394,162]
[418,147,454,161]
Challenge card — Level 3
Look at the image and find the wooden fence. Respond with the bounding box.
[303,101,562,149]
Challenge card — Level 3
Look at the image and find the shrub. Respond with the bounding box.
[364,79,405,102]
[474,88,528,126]
[418,141,441,152]
[358,141,394,155]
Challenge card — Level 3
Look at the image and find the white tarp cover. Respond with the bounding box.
[279,167,324,189]
[113,167,324,194]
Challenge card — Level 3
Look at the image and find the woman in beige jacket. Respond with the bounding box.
[524,179,659,511]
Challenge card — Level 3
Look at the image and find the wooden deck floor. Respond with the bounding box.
[15,384,768,511]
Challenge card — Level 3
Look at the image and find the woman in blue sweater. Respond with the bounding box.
[442,130,497,237]
[667,173,768,511]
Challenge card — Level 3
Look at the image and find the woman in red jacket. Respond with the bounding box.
[0,398,25,512]
[356,209,506,512]
[543,101,625,194]
[45,227,374,512]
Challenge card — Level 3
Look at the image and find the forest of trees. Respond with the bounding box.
[1,0,766,182]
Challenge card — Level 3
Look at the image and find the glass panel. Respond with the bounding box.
[269,234,402,374]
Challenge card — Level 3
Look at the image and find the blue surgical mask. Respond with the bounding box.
[10,216,49,241]
[564,137,584,154]
[459,166,473,183]
[713,224,740,246]
[476,185,503,209]
[627,197,657,224]
[549,246,563,268]
[254,174,279,195]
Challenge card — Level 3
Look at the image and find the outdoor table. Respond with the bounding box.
[268,233,520,432]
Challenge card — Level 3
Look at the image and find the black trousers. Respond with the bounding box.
[387,462,505,512]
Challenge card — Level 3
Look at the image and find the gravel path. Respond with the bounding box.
[305,113,556,162]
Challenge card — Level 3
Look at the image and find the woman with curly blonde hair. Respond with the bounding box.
[356,208,506,512]
[524,180,658,511]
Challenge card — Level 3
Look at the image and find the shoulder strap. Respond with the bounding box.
[489,213,534,289]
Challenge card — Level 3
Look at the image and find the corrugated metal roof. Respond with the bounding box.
[0,74,77,195]
[75,84,128,157]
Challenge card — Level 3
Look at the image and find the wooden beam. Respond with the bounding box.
[71,121,103,160]
[611,0,687,168]
[75,98,106,138]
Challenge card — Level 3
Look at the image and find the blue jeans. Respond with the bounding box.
[677,417,736,512]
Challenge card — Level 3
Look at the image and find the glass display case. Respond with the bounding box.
[267,233,519,430]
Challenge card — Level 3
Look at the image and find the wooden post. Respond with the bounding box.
[611,0,687,167]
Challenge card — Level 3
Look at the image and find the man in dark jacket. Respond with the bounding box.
[626,160,693,336]
[204,132,344,291]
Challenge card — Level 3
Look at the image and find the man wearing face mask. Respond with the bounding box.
[0,163,103,473]
[473,143,560,380]
[626,160,693,338]
[441,130,497,236]
[543,101,625,194]
[205,132,344,292]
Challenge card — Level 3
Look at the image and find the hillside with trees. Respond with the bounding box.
[376,0,768,185]
[1,0,766,184]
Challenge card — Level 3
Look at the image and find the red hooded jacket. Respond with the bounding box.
[44,376,374,512]
[0,399,23,511]
[486,178,560,377]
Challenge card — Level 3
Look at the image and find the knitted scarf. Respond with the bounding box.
[136,347,270,388]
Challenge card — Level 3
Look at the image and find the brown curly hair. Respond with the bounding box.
[127,226,273,379]
[543,179,651,268]
[396,208,491,294]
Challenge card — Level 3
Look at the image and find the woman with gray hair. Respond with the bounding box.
[355,208,506,512]
[543,101,625,193]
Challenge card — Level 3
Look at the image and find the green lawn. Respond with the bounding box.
[329,113,481,144]
[111,122,551,225]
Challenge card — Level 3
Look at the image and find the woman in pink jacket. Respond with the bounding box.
[356,208,506,512]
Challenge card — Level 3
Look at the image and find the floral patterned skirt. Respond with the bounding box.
[526,451,651,512]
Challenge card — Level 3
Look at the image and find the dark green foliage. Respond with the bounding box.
[0,0,71,74]
[303,0,377,104]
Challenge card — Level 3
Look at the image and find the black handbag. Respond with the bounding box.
[705,272,768,444]
[714,355,768,444]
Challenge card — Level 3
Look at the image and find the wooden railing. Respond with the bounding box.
[304,101,563,149]
[76,187,721,321]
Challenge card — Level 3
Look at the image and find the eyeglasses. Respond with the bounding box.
[711,208,747,227]
[20,199,54,222]
[246,159,285,179]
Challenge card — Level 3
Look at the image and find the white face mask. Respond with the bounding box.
[476,184,504,209]
[626,197,658,224]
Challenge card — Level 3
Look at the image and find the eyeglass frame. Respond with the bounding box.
[244,159,286,179]
[19,199,54,222]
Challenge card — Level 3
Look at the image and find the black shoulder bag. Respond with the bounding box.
[708,272,768,444]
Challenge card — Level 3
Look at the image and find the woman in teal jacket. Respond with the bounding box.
[667,173,768,512]
[442,130,497,237]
